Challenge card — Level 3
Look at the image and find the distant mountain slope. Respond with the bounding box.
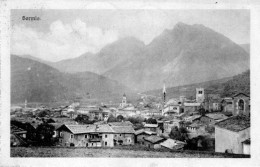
[239,43,250,54]
[51,37,145,74]
[11,55,134,104]
[104,22,249,91]
[144,70,250,99]
[19,22,249,92]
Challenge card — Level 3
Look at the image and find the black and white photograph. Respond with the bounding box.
[9,9,251,158]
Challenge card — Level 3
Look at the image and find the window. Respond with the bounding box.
[105,135,107,138]
[60,132,63,137]
[199,91,203,94]
[70,134,74,139]
[238,99,245,111]
[120,134,122,136]
[85,134,88,138]
[105,142,107,146]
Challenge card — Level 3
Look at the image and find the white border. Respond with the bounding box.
[1,0,260,167]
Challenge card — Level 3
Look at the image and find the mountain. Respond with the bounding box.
[20,22,249,92]
[104,22,249,91]
[239,43,250,54]
[11,55,134,104]
[144,70,250,99]
[51,37,145,74]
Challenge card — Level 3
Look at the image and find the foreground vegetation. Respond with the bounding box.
[11,146,250,158]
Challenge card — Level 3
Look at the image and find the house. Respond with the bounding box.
[163,104,182,116]
[57,124,115,147]
[193,113,228,125]
[77,105,99,115]
[135,129,157,144]
[143,135,165,149]
[183,114,201,123]
[57,122,135,147]
[232,93,250,116]
[208,99,222,112]
[163,119,183,134]
[11,125,27,146]
[108,121,135,146]
[111,125,135,146]
[215,115,250,154]
[221,97,234,113]
[117,106,137,118]
[160,138,186,150]
[48,123,63,138]
[144,124,158,132]
[183,102,201,113]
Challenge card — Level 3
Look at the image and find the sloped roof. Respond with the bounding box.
[232,93,249,98]
[160,138,186,150]
[215,115,250,132]
[48,123,63,130]
[112,126,135,134]
[60,124,115,134]
[11,125,27,134]
[242,138,250,144]
[135,129,156,135]
[144,124,158,128]
[144,135,164,144]
[108,121,133,127]
[205,113,228,121]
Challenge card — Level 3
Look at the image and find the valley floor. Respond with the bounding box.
[11,147,249,158]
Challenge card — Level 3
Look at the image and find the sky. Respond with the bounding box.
[11,9,250,62]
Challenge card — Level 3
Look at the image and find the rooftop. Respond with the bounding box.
[160,138,186,150]
[11,125,27,134]
[144,135,164,144]
[205,113,228,121]
[135,129,157,135]
[112,126,135,134]
[215,115,250,132]
[108,121,133,127]
[144,124,158,128]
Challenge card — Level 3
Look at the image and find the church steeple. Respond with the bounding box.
[163,83,166,103]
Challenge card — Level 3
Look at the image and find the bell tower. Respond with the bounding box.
[196,88,205,103]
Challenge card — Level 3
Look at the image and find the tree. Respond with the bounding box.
[117,115,124,121]
[36,123,55,146]
[75,114,94,124]
[107,115,118,122]
[37,110,48,117]
[198,107,206,116]
[169,126,188,142]
[146,118,157,124]
[46,118,55,123]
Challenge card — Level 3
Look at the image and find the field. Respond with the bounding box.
[11,147,250,158]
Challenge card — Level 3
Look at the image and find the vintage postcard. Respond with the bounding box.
[1,0,260,167]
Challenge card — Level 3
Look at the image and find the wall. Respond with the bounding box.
[114,133,134,145]
[233,95,250,116]
[102,133,114,147]
[215,127,250,154]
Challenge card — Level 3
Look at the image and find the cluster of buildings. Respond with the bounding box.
[10,85,251,155]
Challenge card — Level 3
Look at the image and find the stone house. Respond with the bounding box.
[111,125,135,146]
[221,98,234,112]
[135,129,157,144]
[160,138,186,150]
[232,93,250,116]
[57,124,115,147]
[143,124,159,133]
[143,135,165,149]
[10,125,27,146]
[215,115,250,155]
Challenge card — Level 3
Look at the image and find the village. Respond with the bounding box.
[10,86,250,156]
